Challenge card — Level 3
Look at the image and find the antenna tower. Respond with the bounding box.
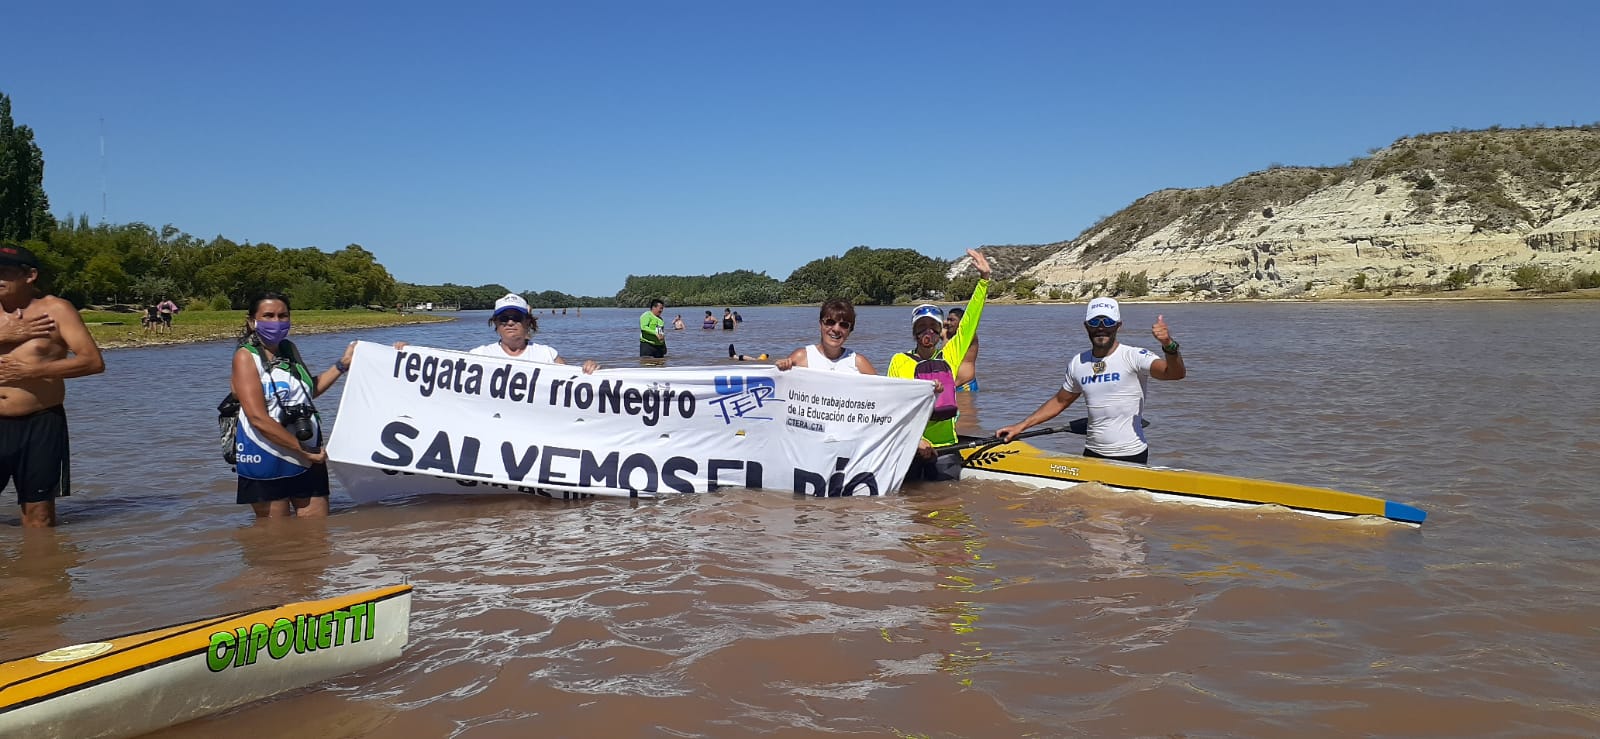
[100,117,108,224]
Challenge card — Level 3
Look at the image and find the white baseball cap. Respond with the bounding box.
[493,293,531,317]
[911,303,944,327]
[1085,297,1121,323]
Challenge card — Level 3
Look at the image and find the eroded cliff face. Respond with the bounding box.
[958,129,1600,298]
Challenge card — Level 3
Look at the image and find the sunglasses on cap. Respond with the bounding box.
[1085,316,1120,328]
[495,312,528,324]
[822,317,853,330]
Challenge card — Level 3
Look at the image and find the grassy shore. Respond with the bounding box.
[81,309,455,350]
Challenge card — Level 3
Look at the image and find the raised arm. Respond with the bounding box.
[1149,314,1185,380]
[311,341,357,397]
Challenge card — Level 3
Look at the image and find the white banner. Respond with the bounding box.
[326,342,935,503]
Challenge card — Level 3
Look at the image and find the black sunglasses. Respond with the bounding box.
[822,317,853,330]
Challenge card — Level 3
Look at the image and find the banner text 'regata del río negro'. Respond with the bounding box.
[326,342,935,503]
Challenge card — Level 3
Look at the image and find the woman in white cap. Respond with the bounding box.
[472,294,598,372]
[994,297,1184,465]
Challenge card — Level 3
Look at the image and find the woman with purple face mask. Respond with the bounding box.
[229,293,357,518]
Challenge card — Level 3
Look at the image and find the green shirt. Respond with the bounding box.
[887,278,989,446]
[640,311,666,346]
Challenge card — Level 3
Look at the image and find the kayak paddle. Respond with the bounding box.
[934,417,1149,456]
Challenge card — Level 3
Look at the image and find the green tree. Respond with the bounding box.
[783,246,950,305]
[1510,264,1546,290]
[1113,270,1150,297]
[0,92,53,242]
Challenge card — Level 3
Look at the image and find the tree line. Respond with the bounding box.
[612,247,953,308]
[30,217,398,311]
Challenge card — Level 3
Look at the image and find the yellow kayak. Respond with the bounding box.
[958,438,1426,525]
[0,584,412,739]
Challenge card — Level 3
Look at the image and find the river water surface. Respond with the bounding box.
[3,301,1598,737]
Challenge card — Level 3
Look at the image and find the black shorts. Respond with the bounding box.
[160,313,173,326]
[906,452,963,483]
[237,463,331,504]
[639,341,666,358]
[0,406,70,504]
[1083,447,1149,465]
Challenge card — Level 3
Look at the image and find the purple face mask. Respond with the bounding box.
[254,320,291,344]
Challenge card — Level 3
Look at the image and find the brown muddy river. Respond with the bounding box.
[3,301,1598,737]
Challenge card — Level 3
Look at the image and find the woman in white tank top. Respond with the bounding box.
[775,299,877,374]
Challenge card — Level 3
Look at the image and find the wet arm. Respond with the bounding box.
[35,300,105,379]
[954,350,978,387]
[775,347,808,371]
[855,353,877,375]
[311,342,356,397]
[1151,350,1185,380]
[1005,389,1079,435]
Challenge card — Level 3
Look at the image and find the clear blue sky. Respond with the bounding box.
[7,0,1598,296]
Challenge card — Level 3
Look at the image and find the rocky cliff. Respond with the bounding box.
[955,127,1600,298]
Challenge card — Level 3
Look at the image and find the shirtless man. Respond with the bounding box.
[0,244,105,527]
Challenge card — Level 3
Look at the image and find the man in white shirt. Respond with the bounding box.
[995,297,1184,464]
[472,294,599,373]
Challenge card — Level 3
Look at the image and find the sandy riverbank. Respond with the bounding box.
[86,313,456,350]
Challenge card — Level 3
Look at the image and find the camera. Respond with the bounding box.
[279,404,318,442]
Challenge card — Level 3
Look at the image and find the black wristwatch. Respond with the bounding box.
[1162,341,1180,355]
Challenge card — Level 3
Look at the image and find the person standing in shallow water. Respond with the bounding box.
[230,293,358,518]
[0,244,105,527]
[890,248,991,482]
[639,299,667,358]
[995,297,1185,465]
[944,307,979,392]
[470,294,598,372]
[774,298,877,374]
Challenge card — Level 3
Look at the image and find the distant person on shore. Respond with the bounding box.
[995,297,1185,465]
[157,297,179,333]
[702,311,717,329]
[944,307,979,392]
[728,343,768,362]
[0,244,105,527]
[774,298,876,374]
[890,248,991,482]
[639,299,667,358]
[722,308,735,330]
[672,314,686,330]
[229,292,357,519]
[142,304,158,333]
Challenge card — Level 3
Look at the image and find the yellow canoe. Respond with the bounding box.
[0,584,412,739]
[958,438,1426,525]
